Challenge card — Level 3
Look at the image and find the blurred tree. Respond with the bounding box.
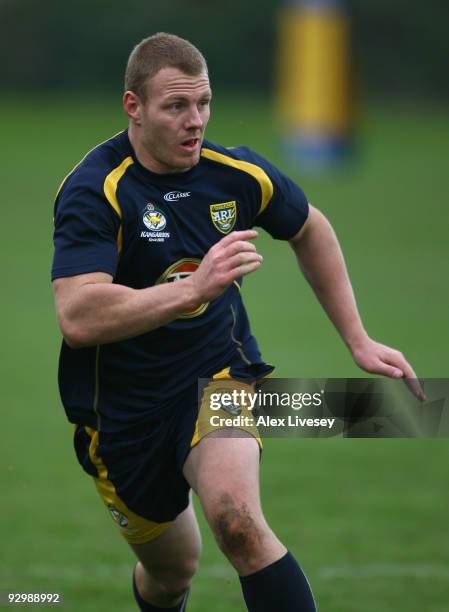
[0,0,447,100]
[352,0,449,100]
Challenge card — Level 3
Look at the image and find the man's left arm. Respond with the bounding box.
[289,205,425,401]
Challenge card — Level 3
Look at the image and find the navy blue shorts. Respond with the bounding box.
[72,366,268,544]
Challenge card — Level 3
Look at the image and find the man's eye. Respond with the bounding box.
[169,103,183,111]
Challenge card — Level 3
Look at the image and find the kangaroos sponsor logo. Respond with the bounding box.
[164,191,191,202]
[156,258,208,318]
[210,201,237,234]
[143,203,166,230]
[141,203,170,242]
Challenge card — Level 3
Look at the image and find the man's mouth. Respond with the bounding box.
[180,138,200,152]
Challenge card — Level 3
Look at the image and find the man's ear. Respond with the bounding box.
[123,91,142,126]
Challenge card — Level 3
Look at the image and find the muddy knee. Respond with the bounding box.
[211,493,265,562]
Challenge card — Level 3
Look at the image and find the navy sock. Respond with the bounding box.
[132,570,189,611]
[239,551,316,611]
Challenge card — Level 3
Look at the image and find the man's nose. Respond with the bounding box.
[185,105,203,129]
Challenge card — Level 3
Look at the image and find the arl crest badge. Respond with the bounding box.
[210,201,237,234]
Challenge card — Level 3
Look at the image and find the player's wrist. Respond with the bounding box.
[345,329,370,354]
[179,277,204,312]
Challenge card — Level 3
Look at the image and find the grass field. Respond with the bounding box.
[1,95,448,611]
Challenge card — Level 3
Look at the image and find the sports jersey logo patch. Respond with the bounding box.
[141,203,171,242]
[164,191,191,202]
[210,201,237,234]
[107,503,139,535]
[213,387,243,416]
[143,203,166,231]
[107,504,129,527]
[157,258,209,318]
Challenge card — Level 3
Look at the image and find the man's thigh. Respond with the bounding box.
[130,494,201,574]
[183,432,264,525]
[183,433,286,575]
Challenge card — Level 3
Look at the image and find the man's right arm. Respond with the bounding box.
[53,230,262,348]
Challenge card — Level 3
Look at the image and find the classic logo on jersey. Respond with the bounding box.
[141,203,170,242]
[210,201,237,234]
[156,258,209,318]
[164,191,191,202]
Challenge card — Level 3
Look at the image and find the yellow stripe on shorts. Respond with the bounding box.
[84,426,172,544]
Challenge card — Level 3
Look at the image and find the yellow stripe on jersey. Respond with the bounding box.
[201,148,274,215]
[84,427,172,544]
[230,304,252,365]
[103,156,134,254]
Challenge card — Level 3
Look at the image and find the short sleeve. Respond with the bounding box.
[51,178,121,281]
[255,168,309,240]
[227,146,309,240]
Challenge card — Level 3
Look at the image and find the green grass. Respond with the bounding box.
[1,94,448,611]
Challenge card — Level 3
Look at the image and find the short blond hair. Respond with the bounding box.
[125,32,208,100]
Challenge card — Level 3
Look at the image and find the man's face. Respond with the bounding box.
[133,67,211,174]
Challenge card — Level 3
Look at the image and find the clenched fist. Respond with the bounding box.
[186,230,263,305]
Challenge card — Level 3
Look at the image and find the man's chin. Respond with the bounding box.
[175,150,201,171]
[158,142,202,173]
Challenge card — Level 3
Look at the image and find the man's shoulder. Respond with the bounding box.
[202,140,265,166]
[57,130,132,197]
[200,140,281,184]
[202,140,285,194]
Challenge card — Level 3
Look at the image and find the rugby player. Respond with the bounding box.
[52,33,424,611]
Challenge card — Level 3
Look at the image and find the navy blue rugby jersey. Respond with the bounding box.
[52,130,309,431]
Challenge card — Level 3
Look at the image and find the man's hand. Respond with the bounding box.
[350,336,426,401]
[187,230,263,304]
[290,206,425,402]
